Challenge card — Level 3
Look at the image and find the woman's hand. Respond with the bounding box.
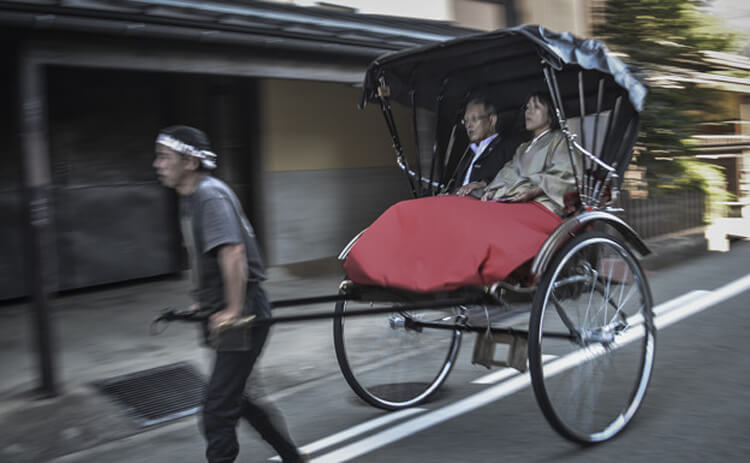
[455,181,487,197]
[480,189,495,201]
[505,187,543,203]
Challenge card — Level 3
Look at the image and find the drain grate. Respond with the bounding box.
[93,361,206,427]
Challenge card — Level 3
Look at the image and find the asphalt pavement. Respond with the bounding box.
[0,226,734,462]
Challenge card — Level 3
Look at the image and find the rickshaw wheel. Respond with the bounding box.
[333,293,462,410]
[528,231,656,444]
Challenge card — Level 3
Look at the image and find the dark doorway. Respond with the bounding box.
[41,67,261,293]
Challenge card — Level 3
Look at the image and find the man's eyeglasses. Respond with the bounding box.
[460,114,490,126]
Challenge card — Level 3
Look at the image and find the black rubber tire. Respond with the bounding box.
[333,293,462,410]
[528,231,656,444]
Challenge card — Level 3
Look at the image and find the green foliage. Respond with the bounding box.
[594,0,739,207]
[594,0,738,71]
[595,0,738,161]
[644,157,733,221]
[676,158,734,220]
[637,85,729,161]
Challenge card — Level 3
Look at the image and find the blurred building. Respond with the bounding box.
[1,0,602,300]
[646,53,750,203]
[696,1,750,204]
[279,0,593,36]
[0,0,466,299]
[5,0,747,301]
[695,100,750,205]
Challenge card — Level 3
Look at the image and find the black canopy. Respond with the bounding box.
[361,24,646,118]
[360,25,646,190]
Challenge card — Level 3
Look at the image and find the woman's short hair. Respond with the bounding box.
[525,92,560,131]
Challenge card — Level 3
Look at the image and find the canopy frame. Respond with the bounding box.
[364,25,645,212]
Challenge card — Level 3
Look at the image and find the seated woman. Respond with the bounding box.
[478,92,580,217]
[343,93,581,293]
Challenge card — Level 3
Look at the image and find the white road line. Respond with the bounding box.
[269,408,425,461]
[471,367,518,385]
[470,291,707,386]
[313,274,750,463]
[655,274,750,329]
[653,290,710,315]
[471,355,555,385]
[311,373,533,463]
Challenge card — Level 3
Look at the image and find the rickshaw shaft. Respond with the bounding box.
[270,294,349,309]
[265,295,576,341]
[256,295,487,326]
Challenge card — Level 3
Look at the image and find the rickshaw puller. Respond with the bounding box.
[153,125,304,463]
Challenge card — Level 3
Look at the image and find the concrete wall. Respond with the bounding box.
[455,0,595,34]
[258,79,414,264]
[454,0,505,31]
[279,0,593,36]
[263,168,411,264]
[259,79,401,171]
[520,0,592,36]
[281,0,453,20]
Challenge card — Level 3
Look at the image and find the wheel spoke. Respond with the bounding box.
[551,293,582,343]
[529,231,655,444]
[583,267,599,332]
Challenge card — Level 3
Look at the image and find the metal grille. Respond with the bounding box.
[93,362,206,427]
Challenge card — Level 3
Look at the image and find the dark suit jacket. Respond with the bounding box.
[449,134,519,192]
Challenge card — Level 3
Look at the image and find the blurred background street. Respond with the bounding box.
[1,0,749,462]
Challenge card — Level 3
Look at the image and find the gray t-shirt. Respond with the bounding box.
[180,175,270,350]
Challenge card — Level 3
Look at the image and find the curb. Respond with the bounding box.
[641,227,710,271]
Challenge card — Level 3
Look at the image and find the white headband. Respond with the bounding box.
[156,133,217,170]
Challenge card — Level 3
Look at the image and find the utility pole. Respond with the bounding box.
[19,47,58,397]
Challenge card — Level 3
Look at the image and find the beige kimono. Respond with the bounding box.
[485,130,581,215]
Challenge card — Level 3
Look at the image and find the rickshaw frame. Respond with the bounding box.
[333,24,656,444]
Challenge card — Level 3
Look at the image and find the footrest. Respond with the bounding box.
[471,330,529,372]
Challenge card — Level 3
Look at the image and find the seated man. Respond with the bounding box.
[448,97,518,197]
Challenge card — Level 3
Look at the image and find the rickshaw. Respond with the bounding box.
[156,25,655,445]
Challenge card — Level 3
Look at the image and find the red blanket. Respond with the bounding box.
[343,196,562,292]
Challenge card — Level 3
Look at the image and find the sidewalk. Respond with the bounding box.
[640,226,711,271]
[0,261,347,463]
[0,228,714,462]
